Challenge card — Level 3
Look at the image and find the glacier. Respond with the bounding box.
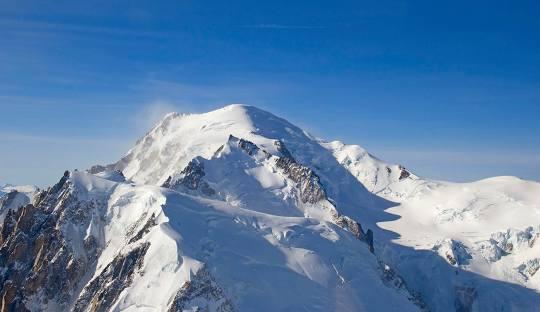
[1,104,539,311]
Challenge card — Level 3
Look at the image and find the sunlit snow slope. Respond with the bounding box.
[323,133,540,310]
[110,104,540,310]
[1,104,539,312]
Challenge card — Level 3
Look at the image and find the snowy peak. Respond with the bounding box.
[320,139,425,201]
[0,160,418,311]
[115,105,387,202]
[116,104,285,185]
[158,133,375,251]
[4,104,540,311]
[116,104,350,184]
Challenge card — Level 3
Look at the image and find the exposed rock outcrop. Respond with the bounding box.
[163,159,216,196]
[87,165,109,174]
[73,243,151,312]
[168,267,234,312]
[398,166,411,181]
[433,239,472,266]
[275,156,326,204]
[379,262,426,310]
[274,140,293,158]
[236,138,376,252]
[128,213,157,244]
[0,172,102,310]
[0,191,20,213]
[237,137,259,156]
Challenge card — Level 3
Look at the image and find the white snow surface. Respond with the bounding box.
[378,177,540,292]
[66,170,418,311]
[107,104,540,310]
[0,183,38,222]
[9,104,540,311]
[323,134,540,309]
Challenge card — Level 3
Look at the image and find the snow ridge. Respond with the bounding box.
[1,104,539,311]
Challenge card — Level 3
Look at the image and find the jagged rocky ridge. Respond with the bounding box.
[167,267,234,312]
[0,171,233,312]
[73,242,151,312]
[2,104,540,311]
[269,139,375,252]
[0,185,38,223]
[162,159,216,196]
[1,171,100,311]
[163,135,375,252]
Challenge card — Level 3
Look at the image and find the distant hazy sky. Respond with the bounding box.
[1,1,539,186]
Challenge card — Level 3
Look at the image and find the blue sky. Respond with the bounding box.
[0,1,539,186]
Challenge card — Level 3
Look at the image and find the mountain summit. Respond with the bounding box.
[1,105,539,311]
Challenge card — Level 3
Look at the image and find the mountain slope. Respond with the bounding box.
[103,104,540,310]
[0,169,419,311]
[1,104,539,311]
[323,138,540,309]
[379,176,540,295]
[0,183,39,222]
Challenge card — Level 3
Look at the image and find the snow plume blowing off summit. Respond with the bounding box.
[1,104,539,311]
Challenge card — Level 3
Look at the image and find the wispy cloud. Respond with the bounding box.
[0,132,125,145]
[242,24,325,30]
[132,78,289,110]
[132,100,195,132]
[0,17,167,38]
[126,79,288,133]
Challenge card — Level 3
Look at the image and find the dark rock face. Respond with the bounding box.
[274,140,293,158]
[0,172,101,311]
[0,191,20,212]
[518,259,540,278]
[49,170,70,194]
[335,215,365,240]
[73,243,151,312]
[380,262,426,309]
[334,215,374,253]
[168,267,234,312]
[129,213,157,244]
[398,166,411,180]
[162,176,172,188]
[88,165,108,174]
[177,159,205,190]
[232,136,326,205]
[237,138,259,156]
[0,170,160,311]
[249,140,375,252]
[275,156,326,205]
[433,240,472,266]
[164,159,216,196]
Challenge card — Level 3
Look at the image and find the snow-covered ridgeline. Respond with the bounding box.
[1,104,539,311]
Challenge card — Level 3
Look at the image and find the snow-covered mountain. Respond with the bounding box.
[1,104,539,311]
[0,183,39,222]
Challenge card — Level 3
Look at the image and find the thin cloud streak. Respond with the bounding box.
[132,100,195,132]
[0,17,168,38]
[132,78,289,110]
[242,24,325,30]
[0,132,126,145]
